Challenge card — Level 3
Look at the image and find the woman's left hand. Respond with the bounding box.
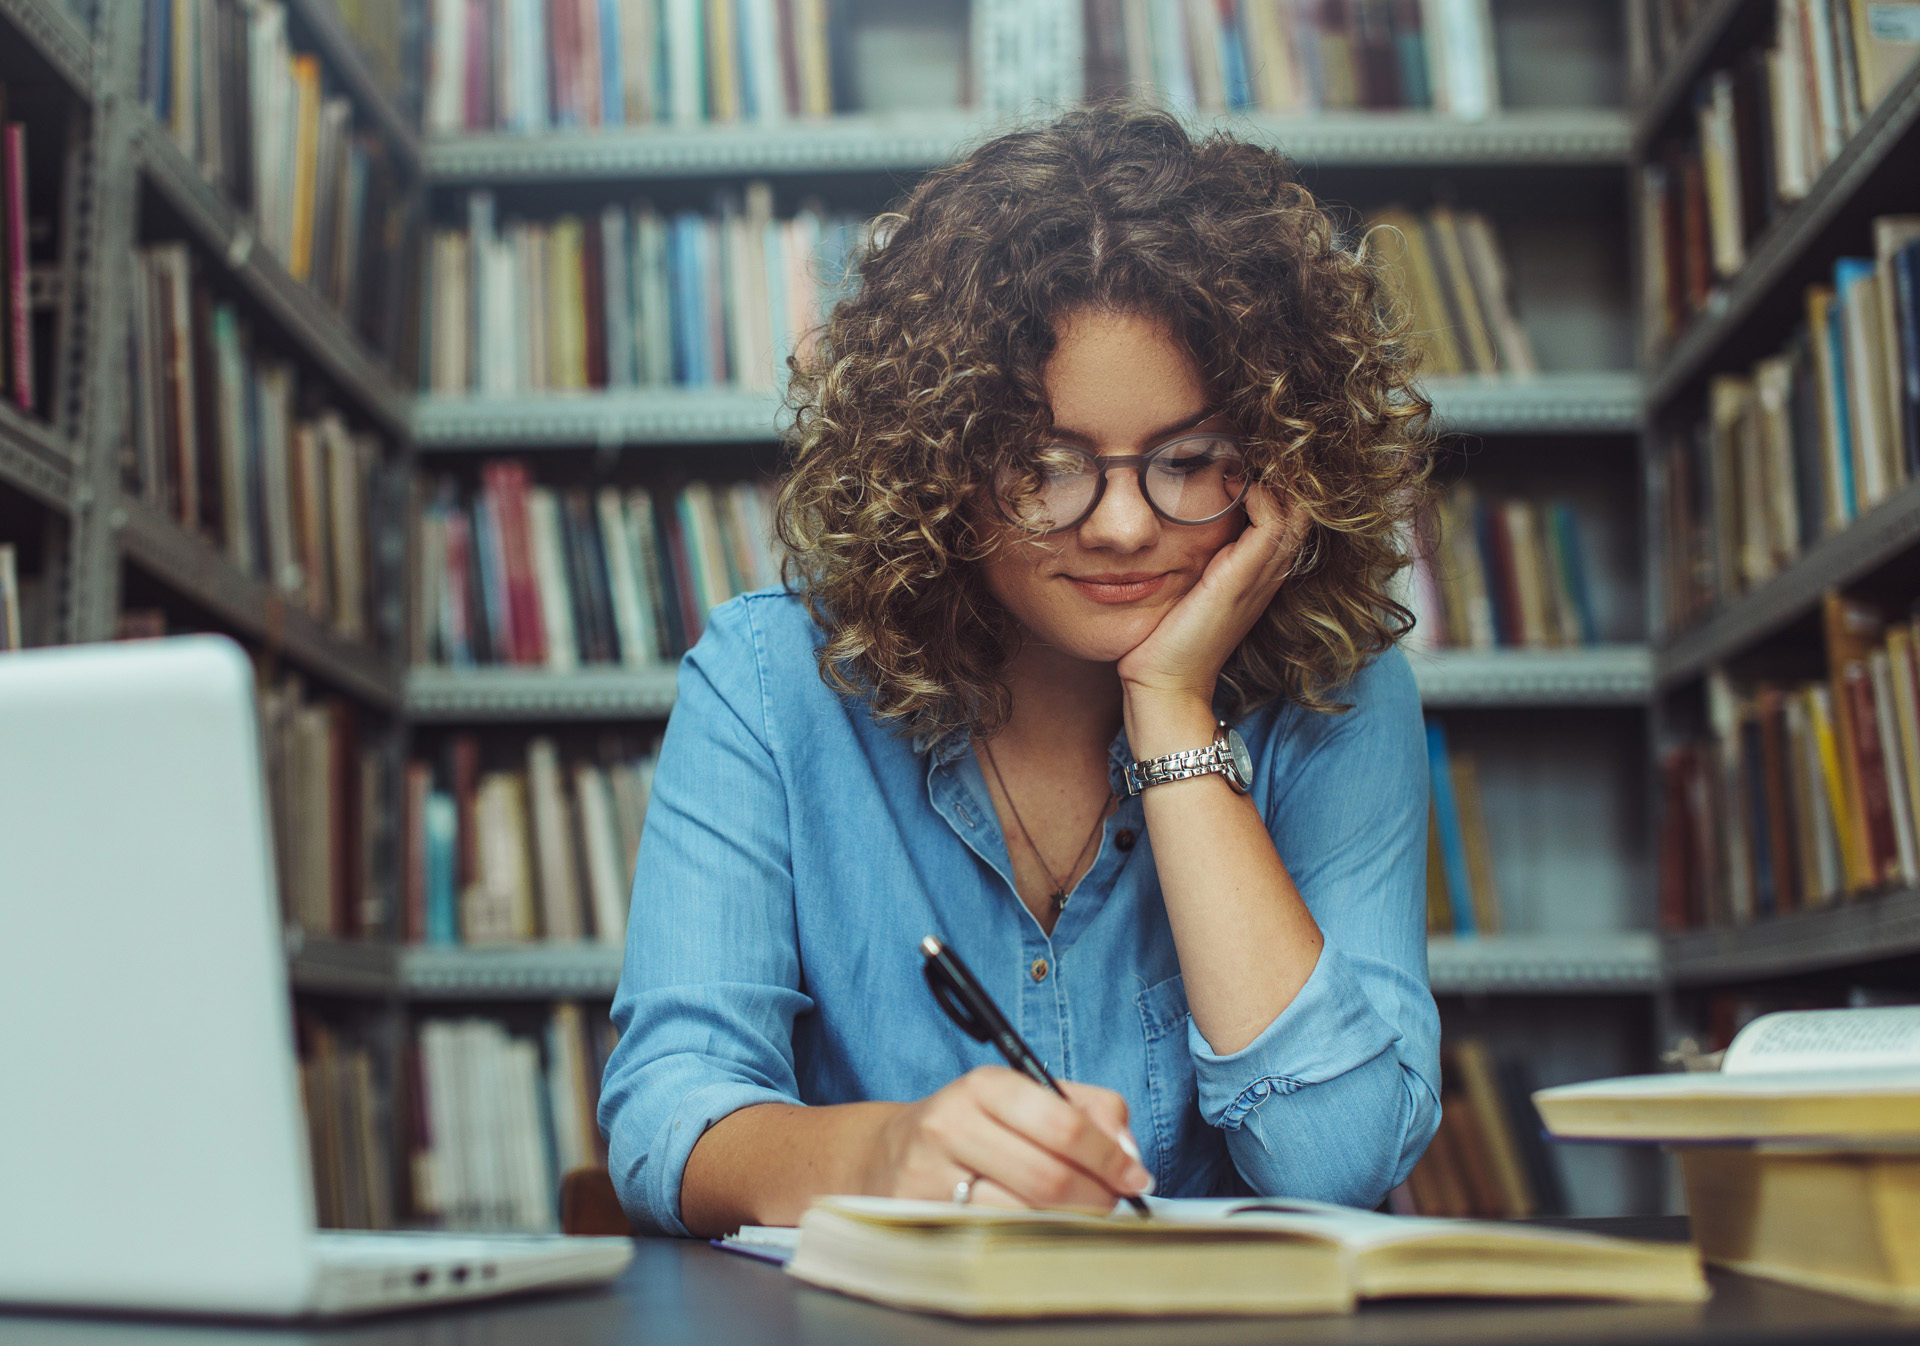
[1115,486,1312,708]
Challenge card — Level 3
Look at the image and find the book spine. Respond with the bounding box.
[1424,720,1478,936]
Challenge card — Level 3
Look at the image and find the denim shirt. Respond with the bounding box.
[600,588,1440,1236]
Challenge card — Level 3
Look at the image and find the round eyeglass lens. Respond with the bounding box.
[1145,434,1248,523]
[998,448,1101,533]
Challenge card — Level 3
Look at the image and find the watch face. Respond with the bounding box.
[1225,728,1253,790]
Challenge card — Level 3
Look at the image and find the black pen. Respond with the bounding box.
[920,935,1152,1217]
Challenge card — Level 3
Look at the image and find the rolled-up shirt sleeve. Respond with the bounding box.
[598,599,805,1236]
[1190,647,1441,1207]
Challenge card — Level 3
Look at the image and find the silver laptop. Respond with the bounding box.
[0,636,633,1317]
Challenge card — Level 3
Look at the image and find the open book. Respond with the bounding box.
[783,1195,1707,1318]
[1534,1006,1920,1142]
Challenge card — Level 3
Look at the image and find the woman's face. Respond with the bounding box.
[979,307,1244,665]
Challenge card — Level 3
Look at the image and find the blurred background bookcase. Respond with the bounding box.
[22,0,1900,1230]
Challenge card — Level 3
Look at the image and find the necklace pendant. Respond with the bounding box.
[1051,890,1067,911]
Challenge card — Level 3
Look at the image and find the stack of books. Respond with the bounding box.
[411,1005,615,1231]
[1099,0,1500,118]
[1656,215,1920,634]
[424,187,862,395]
[1424,718,1500,937]
[1660,593,1920,931]
[1394,1037,1561,1218]
[139,0,419,362]
[1640,6,1920,353]
[129,243,388,644]
[298,1015,395,1231]
[426,0,838,130]
[1406,484,1600,651]
[0,84,30,414]
[1368,206,1537,377]
[258,671,385,941]
[412,464,781,668]
[1538,1005,1920,1306]
[401,732,658,947]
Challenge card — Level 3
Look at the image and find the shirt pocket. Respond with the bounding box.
[1134,973,1228,1197]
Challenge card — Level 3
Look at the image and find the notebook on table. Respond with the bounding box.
[0,636,632,1318]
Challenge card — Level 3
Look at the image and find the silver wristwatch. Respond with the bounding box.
[1124,722,1254,796]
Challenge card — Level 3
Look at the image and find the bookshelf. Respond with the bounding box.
[8,0,1687,1227]
[1632,0,1920,1058]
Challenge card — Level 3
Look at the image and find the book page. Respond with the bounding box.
[1724,1007,1920,1074]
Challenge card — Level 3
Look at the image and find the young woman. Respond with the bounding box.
[599,105,1440,1237]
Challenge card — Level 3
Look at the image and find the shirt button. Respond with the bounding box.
[1115,828,1136,852]
[1031,958,1049,982]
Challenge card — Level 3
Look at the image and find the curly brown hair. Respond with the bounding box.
[776,103,1432,742]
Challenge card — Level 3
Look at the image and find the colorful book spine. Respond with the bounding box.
[1425,719,1478,937]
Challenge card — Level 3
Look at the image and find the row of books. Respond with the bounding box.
[424,188,861,395]
[260,672,386,940]
[1423,718,1500,937]
[1392,1038,1562,1218]
[1368,205,1536,377]
[140,0,420,364]
[423,0,1507,133]
[1641,2,1920,352]
[128,242,389,643]
[1406,485,1601,652]
[1,88,32,413]
[1659,594,1920,930]
[426,0,838,132]
[402,733,659,947]
[410,1006,616,1231]
[1656,218,1920,633]
[1094,0,1501,118]
[412,466,782,668]
[300,1016,396,1230]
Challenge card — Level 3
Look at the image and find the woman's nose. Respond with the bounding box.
[1075,463,1159,552]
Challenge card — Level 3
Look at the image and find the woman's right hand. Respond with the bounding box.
[861,1067,1155,1211]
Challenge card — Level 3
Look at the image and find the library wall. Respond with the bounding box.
[18,0,1919,1234]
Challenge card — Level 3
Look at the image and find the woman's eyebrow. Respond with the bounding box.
[1047,407,1218,447]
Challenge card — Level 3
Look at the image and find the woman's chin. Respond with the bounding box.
[1039,615,1164,665]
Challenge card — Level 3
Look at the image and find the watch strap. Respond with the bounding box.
[1124,727,1235,796]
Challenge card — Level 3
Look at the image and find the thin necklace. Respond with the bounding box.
[978,740,1117,913]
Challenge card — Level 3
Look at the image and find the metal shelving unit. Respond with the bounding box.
[1655,475,1920,689]
[1426,374,1641,437]
[404,943,626,999]
[411,374,1640,452]
[1412,646,1653,708]
[119,498,401,710]
[0,403,76,511]
[1665,890,1920,988]
[283,0,422,174]
[1629,0,1751,153]
[407,665,679,721]
[287,934,400,997]
[425,109,1629,184]
[0,0,93,96]
[1644,58,1920,411]
[413,388,783,449]
[132,115,412,438]
[1428,932,1662,996]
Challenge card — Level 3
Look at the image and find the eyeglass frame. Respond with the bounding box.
[994,430,1254,536]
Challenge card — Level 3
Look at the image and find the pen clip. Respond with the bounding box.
[922,942,995,1045]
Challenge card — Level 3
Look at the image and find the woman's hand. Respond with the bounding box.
[860,1067,1153,1211]
[1116,488,1311,714]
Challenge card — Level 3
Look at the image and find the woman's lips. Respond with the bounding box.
[1066,573,1168,604]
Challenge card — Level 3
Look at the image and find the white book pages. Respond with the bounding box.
[527,488,580,670]
[1723,1006,1920,1074]
[573,763,631,945]
[527,737,584,940]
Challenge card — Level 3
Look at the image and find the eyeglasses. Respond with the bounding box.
[994,432,1251,535]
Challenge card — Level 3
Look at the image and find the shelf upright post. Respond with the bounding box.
[62,0,144,643]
